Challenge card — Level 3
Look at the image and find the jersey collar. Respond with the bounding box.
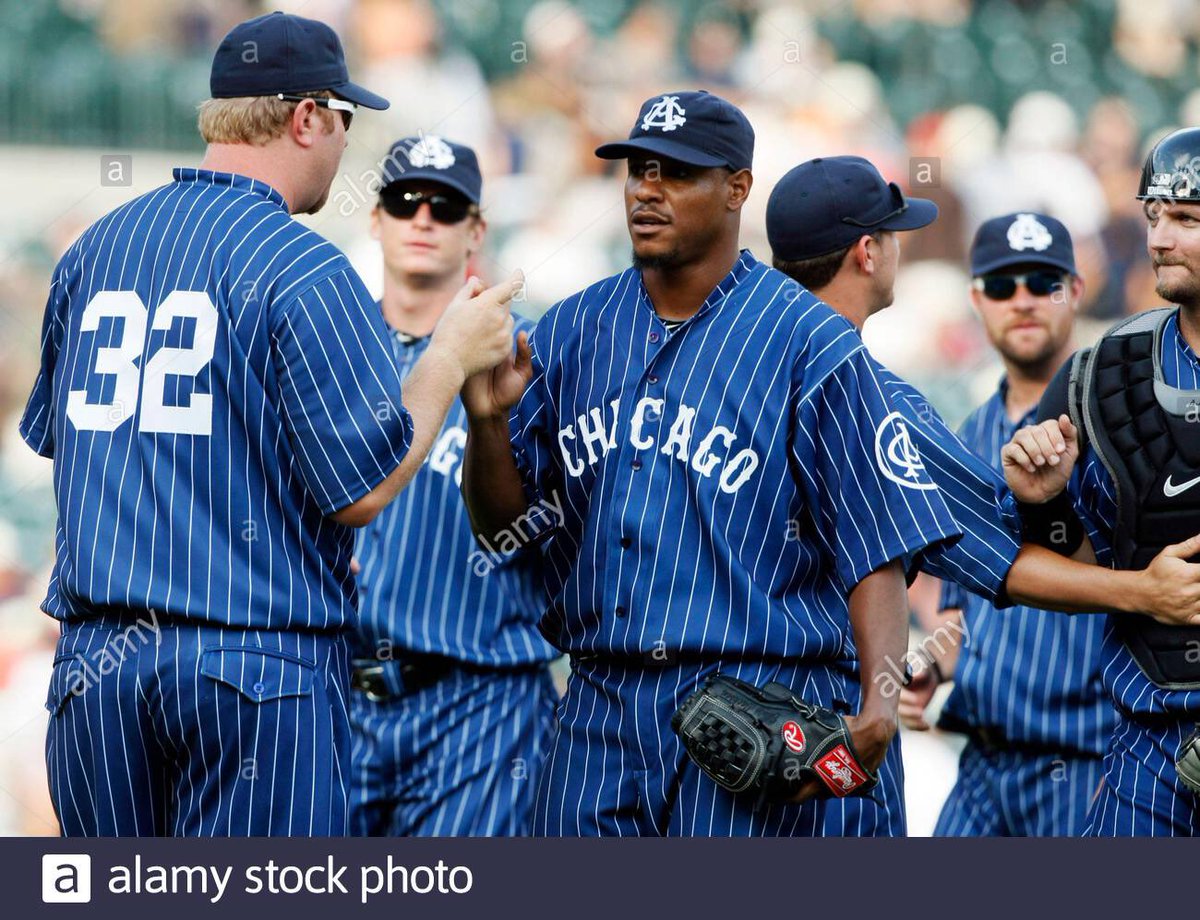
[172,168,288,211]
[993,376,1037,432]
[1165,310,1200,376]
[639,248,759,322]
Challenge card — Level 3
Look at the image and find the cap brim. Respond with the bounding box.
[878,197,938,232]
[381,172,480,204]
[972,254,1077,277]
[594,137,727,168]
[332,81,389,111]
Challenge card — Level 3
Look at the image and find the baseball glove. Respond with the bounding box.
[1177,726,1200,796]
[671,674,879,808]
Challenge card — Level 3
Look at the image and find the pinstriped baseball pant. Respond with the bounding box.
[1084,711,1200,836]
[46,615,352,836]
[349,664,557,836]
[934,740,1103,836]
[532,656,906,837]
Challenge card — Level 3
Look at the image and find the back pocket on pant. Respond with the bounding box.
[45,653,87,716]
[200,647,315,704]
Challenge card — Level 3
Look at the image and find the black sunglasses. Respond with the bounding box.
[972,271,1066,300]
[276,93,356,131]
[379,190,474,224]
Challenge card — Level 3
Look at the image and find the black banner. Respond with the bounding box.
[13,837,1179,918]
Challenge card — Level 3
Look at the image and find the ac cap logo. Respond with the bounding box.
[1006,213,1053,252]
[406,135,456,169]
[874,412,936,490]
[641,95,687,133]
[42,854,91,904]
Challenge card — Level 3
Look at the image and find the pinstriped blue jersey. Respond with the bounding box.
[509,251,961,666]
[872,362,1020,601]
[1073,311,1200,718]
[940,380,1114,754]
[20,169,413,632]
[353,316,556,667]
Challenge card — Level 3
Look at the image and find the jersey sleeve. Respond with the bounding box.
[19,264,71,459]
[510,319,561,510]
[271,268,413,516]
[903,407,1021,605]
[1070,445,1118,567]
[938,578,967,612]
[791,346,963,593]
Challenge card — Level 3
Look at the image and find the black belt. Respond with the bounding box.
[351,654,457,701]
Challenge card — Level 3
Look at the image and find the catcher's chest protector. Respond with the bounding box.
[1075,307,1200,688]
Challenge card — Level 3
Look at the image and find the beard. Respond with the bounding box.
[631,246,685,271]
[1155,269,1200,310]
[996,330,1062,376]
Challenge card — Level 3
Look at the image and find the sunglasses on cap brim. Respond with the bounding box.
[972,271,1067,300]
[276,93,356,130]
[379,189,475,224]
[842,181,908,228]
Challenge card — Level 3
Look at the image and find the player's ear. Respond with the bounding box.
[290,98,319,149]
[466,212,486,254]
[854,235,875,274]
[1068,273,1085,310]
[726,168,752,210]
[369,204,381,241]
[969,285,985,316]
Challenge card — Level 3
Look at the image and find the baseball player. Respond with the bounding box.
[768,165,1200,835]
[19,13,517,836]
[923,214,1110,836]
[460,91,966,837]
[349,136,558,836]
[1004,128,1200,835]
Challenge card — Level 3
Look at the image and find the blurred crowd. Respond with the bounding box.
[3,0,1200,833]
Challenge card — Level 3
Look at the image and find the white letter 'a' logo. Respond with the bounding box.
[874,412,937,490]
[641,95,687,132]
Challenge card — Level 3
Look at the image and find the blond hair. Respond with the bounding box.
[198,91,335,146]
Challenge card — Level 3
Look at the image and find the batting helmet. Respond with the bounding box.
[1137,127,1200,201]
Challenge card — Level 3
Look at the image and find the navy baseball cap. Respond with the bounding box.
[766,156,938,261]
[210,12,389,110]
[379,135,482,203]
[970,212,1076,277]
[595,90,753,171]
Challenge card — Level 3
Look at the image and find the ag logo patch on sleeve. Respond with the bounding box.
[874,412,937,490]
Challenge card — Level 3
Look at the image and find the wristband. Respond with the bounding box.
[1016,491,1085,556]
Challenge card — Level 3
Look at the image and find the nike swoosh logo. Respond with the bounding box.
[1164,474,1200,497]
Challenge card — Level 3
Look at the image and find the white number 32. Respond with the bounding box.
[66,290,218,435]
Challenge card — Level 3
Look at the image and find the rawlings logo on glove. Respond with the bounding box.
[670,674,878,807]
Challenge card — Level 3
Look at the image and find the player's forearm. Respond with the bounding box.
[329,343,464,527]
[848,560,909,724]
[461,412,530,540]
[1006,543,1135,613]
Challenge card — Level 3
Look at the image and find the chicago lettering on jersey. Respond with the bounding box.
[556,396,761,494]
